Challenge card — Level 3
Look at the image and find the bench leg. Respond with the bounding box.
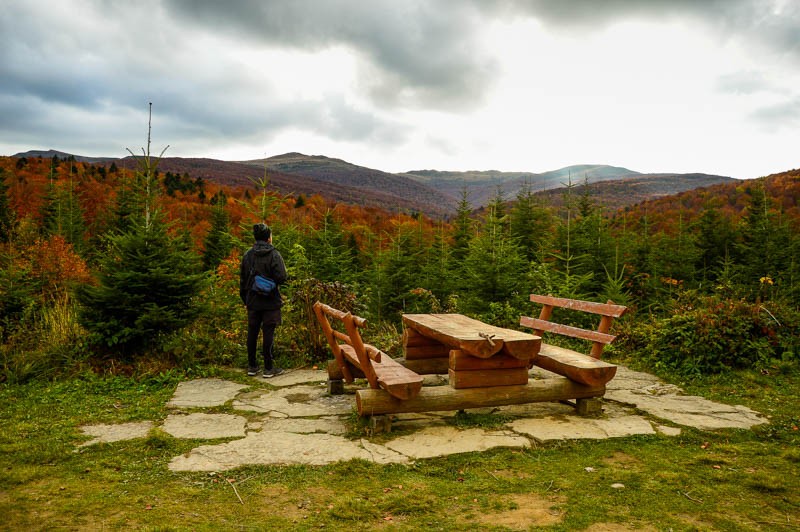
[327,378,344,395]
[576,398,603,416]
[369,415,392,434]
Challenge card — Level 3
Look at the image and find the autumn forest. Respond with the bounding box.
[1,150,798,383]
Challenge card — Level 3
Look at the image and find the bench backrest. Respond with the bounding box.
[313,301,380,389]
[520,295,627,358]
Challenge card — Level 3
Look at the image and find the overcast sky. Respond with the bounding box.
[1,0,798,179]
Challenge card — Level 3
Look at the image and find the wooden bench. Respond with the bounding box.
[520,295,628,387]
[313,302,423,401]
[314,301,615,419]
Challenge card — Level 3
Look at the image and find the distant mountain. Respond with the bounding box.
[10,149,736,217]
[404,164,641,206]
[240,152,456,217]
[530,173,736,212]
[606,168,800,230]
[12,149,116,164]
[112,156,455,218]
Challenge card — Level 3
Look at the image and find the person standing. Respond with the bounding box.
[240,223,287,377]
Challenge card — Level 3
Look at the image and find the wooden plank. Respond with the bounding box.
[533,344,617,387]
[327,358,365,380]
[500,334,541,361]
[449,349,529,371]
[402,328,445,347]
[313,302,353,383]
[448,367,529,389]
[403,314,541,360]
[340,345,423,400]
[315,302,367,327]
[520,316,616,345]
[343,315,378,389]
[403,314,504,358]
[529,295,627,318]
[356,377,606,416]
[405,344,452,360]
[399,357,449,375]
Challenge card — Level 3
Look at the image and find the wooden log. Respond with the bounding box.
[356,377,606,416]
[402,314,505,359]
[405,344,452,360]
[402,328,445,348]
[327,358,364,380]
[448,367,529,389]
[500,334,542,361]
[315,302,367,327]
[533,344,617,386]
[449,349,529,371]
[314,302,353,383]
[343,314,379,389]
[399,357,449,375]
[520,316,616,345]
[529,295,627,318]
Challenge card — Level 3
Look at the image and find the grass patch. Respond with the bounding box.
[1,365,798,530]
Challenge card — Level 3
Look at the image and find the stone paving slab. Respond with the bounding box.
[250,416,348,435]
[78,421,154,447]
[511,414,656,441]
[168,431,409,471]
[162,413,247,439]
[232,384,353,416]
[384,426,530,459]
[167,378,248,408]
[606,388,767,430]
[246,368,328,387]
[80,362,770,471]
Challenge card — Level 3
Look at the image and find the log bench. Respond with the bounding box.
[313,302,423,401]
[520,295,628,388]
[314,301,622,419]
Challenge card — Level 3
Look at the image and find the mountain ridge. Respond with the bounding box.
[10,149,736,216]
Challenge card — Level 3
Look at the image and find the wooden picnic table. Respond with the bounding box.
[402,313,541,361]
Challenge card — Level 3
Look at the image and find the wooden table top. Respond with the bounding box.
[402,313,541,360]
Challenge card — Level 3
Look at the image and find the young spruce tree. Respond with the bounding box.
[78,104,205,356]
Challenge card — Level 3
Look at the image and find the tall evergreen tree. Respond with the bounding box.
[306,210,355,282]
[202,192,233,271]
[451,187,473,263]
[737,181,793,297]
[78,212,205,354]
[0,169,15,243]
[461,201,526,313]
[693,206,737,284]
[78,103,205,355]
[40,169,85,251]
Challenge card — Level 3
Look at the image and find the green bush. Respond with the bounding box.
[624,294,799,376]
[280,278,360,364]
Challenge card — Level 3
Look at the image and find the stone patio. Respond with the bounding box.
[77,366,768,471]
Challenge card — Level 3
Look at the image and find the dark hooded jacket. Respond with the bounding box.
[239,241,288,310]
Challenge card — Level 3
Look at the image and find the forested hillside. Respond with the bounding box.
[243,152,455,217]
[1,153,797,383]
[531,173,735,212]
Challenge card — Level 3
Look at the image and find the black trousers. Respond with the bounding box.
[246,308,281,369]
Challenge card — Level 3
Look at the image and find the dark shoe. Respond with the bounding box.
[263,367,285,378]
[247,367,259,376]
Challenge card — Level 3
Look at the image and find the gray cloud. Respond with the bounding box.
[485,0,800,64]
[715,71,777,95]
[749,97,800,131]
[0,0,412,155]
[162,0,497,110]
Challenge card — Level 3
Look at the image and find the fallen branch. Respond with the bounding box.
[680,491,703,504]
[227,478,244,505]
[484,469,499,481]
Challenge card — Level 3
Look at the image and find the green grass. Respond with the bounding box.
[1,366,798,531]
